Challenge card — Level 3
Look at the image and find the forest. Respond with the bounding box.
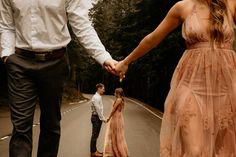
[0,0,187,111]
[70,0,184,111]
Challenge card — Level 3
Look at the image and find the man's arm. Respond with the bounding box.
[92,97,106,122]
[66,0,117,74]
[0,0,15,60]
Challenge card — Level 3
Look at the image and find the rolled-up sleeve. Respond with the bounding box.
[0,0,15,57]
[66,0,112,65]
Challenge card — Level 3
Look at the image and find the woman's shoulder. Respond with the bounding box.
[228,0,236,6]
[171,0,195,20]
[173,0,194,9]
[116,98,123,103]
[228,0,236,16]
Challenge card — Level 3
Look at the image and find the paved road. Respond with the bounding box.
[0,95,162,157]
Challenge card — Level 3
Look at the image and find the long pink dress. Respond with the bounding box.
[104,99,129,157]
[160,6,236,157]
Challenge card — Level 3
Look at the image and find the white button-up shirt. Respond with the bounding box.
[91,92,106,122]
[0,0,112,65]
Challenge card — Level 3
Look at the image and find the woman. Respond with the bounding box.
[103,88,129,157]
[115,0,236,156]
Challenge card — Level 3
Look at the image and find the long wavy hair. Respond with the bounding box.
[208,0,228,43]
[115,88,125,108]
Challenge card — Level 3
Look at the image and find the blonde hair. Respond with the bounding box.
[209,0,228,43]
[115,88,125,97]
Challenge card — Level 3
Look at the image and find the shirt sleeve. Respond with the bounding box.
[92,96,106,121]
[0,0,16,57]
[66,0,112,65]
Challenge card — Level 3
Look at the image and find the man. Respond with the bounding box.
[90,83,106,157]
[0,0,117,157]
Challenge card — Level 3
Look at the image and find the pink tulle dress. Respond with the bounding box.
[160,5,236,157]
[104,99,129,157]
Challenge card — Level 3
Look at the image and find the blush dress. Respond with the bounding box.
[103,100,129,157]
[160,6,236,157]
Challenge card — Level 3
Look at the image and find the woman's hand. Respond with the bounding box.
[115,60,129,82]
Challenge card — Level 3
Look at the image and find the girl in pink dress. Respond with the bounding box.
[104,88,129,157]
[115,0,236,156]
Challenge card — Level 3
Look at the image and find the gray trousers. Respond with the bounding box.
[6,53,68,157]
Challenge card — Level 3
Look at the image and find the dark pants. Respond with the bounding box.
[5,53,68,157]
[90,115,102,153]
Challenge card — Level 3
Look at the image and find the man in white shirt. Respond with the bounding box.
[0,0,117,157]
[90,83,106,157]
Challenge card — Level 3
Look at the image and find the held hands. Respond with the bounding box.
[104,58,129,82]
[103,117,110,123]
[104,59,119,76]
[105,117,111,123]
[115,60,128,82]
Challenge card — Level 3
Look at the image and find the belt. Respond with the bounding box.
[92,114,99,117]
[92,111,98,115]
[15,47,66,61]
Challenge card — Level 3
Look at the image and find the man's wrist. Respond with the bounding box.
[99,53,112,66]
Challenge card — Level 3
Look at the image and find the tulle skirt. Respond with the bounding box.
[104,111,129,157]
[160,48,236,157]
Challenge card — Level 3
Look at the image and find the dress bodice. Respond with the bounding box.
[182,6,234,49]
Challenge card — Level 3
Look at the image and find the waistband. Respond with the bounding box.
[187,42,233,50]
[91,114,99,117]
[15,47,66,62]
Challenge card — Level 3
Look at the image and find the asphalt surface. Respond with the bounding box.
[0,95,162,157]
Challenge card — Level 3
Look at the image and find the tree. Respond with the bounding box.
[88,0,184,110]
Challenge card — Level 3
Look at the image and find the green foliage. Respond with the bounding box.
[0,0,185,108]
[87,0,184,110]
[89,0,142,59]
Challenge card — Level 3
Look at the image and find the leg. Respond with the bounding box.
[90,115,102,153]
[175,86,203,157]
[36,57,68,157]
[181,99,203,157]
[6,54,38,157]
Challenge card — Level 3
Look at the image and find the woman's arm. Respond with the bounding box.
[115,1,185,76]
[228,0,236,23]
[107,98,123,122]
[234,1,236,23]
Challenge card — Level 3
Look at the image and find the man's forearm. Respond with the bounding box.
[71,18,112,65]
[0,0,16,58]
[67,0,112,65]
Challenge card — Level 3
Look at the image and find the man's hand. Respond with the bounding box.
[103,59,119,76]
[1,56,8,64]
